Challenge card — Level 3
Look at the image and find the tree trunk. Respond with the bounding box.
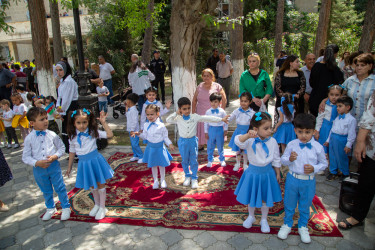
[28,0,56,97]
[313,0,332,56]
[230,0,243,96]
[274,0,284,59]
[50,0,63,63]
[170,0,218,103]
[358,0,375,52]
[141,0,154,64]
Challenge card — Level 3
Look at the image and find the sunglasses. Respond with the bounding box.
[249,52,259,56]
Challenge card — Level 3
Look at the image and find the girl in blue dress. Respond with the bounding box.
[273,93,296,154]
[65,109,114,220]
[234,112,282,233]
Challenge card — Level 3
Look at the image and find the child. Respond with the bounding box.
[15,84,31,108]
[234,112,282,233]
[11,93,29,142]
[324,96,356,181]
[273,93,296,154]
[166,97,229,189]
[125,93,143,163]
[65,109,114,220]
[278,113,328,244]
[0,101,17,148]
[96,79,110,114]
[132,104,175,189]
[45,96,61,135]
[26,92,36,108]
[140,87,171,130]
[314,85,342,153]
[22,107,71,221]
[0,109,5,147]
[228,92,255,171]
[204,92,228,167]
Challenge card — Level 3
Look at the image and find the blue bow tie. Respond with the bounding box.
[211,109,219,114]
[36,131,46,136]
[77,132,91,147]
[146,100,157,105]
[299,142,312,150]
[339,114,346,120]
[182,115,190,121]
[252,137,270,157]
[147,122,156,130]
[239,108,250,113]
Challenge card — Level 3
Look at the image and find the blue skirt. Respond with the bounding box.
[234,163,282,208]
[142,141,173,168]
[229,124,249,152]
[75,150,114,190]
[318,119,332,154]
[273,122,296,144]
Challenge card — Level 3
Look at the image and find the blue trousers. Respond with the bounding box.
[103,79,114,104]
[33,161,70,209]
[98,101,108,113]
[178,137,199,180]
[207,126,225,162]
[283,173,315,228]
[329,133,349,175]
[129,132,143,158]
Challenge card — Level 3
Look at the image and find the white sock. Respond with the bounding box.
[91,188,100,206]
[261,203,269,220]
[236,154,241,165]
[248,205,255,218]
[159,166,165,182]
[98,188,106,208]
[243,152,248,166]
[152,167,158,181]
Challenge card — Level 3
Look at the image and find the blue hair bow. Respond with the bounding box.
[281,96,285,105]
[82,108,91,115]
[292,94,296,102]
[250,92,255,98]
[71,110,77,117]
[255,112,262,121]
[327,84,334,89]
[339,84,346,89]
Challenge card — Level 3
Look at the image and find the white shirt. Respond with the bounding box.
[301,66,312,94]
[235,135,281,167]
[22,129,65,167]
[327,113,357,148]
[140,100,169,130]
[69,129,107,155]
[315,100,336,131]
[139,119,172,146]
[20,92,31,107]
[277,107,294,123]
[128,67,155,95]
[228,108,255,125]
[204,108,228,133]
[2,109,14,127]
[13,103,27,115]
[281,138,327,175]
[56,75,79,115]
[166,112,222,138]
[99,62,115,81]
[96,86,109,102]
[126,106,140,132]
[316,56,324,63]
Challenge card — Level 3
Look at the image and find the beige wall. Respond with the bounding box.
[294,0,318,13]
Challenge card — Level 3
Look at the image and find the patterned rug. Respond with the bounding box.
[52,152,342,237]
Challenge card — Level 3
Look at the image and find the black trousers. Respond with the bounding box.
[5,127,19,144]
[151,74,165,102]
[61,100,79,153]
[352,156,375,222]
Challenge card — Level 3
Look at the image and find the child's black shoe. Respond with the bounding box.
[326,173,337,181]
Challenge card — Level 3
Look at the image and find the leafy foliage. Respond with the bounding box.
[0,0,15,33]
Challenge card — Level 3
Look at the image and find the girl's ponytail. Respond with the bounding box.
[281,93,294,121]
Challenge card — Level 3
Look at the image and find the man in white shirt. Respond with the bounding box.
[301,53,316,113]
[98,56,116,105]
[216,51,233,107]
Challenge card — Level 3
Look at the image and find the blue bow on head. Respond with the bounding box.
[82,108,90,115]
[147,122,156,130]
[292,94,296,102]
[252,137,270,157]
[239,107,250,113]
[250,92,255,98]
[71,110,77,118]
[254,112,262,121]
[182,115,190,121]
[299,142,312,149]
[339,114,346,119]
[339,84,346,90]
[281,96,286,105]
[328,84,334,89]
[77,131,90,147]
[211,109,219,114]
[36,131,46,136]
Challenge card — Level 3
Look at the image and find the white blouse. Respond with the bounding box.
[126,106,140,132]
[69,129,107,155]
[327,113,357,148]
[228,108,255,125]
[139,119,172,146]
[204,108,228,133]
[13,103,27,115]
[56,75,79,115]
[140,100,169,130]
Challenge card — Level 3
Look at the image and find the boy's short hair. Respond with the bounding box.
[15,84,25,91]
[177,97,191,108]
[14,64,21,70]
[126,93,139,104]
[0,99,10,106]
[336,95,354,111]
[26,107,47,122]
[293,113,316,130]
[209,92,222,102]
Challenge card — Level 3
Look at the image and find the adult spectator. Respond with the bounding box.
[338,91,375,230]
[343,51,363,80]
[149,50,166,103]
[316,48,325,63]
[23,60,35,92]
[73,58,100,93]
[0,62,16,104]
[31,59,38,94]
[216,51,233,107]
[339,51,350,70]
[308,44,344,116]
[206,48,220,78]
[0,148,12,212]
[20,61,25,71]
[274,55,306,115]
[239,53,273,111]
[14,64,28,90]
[98,55,115,105]
[10,64,15,72]
[301,53,316,112]
[192,68,227,150]
[276,51,287,68]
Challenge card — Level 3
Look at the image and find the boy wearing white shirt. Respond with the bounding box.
[166,97,228,189]
[324,96,357,181]
[96,79,109,114]
[22,107,71,221]
[125,93,143,163]
[278,114,328,244]
[204,93,228,168]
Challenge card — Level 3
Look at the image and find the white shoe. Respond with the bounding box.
[221,161,226,167]
[243,164,248,171]
[61,208,71,221]
[153,180,159,189]
[298,226,311,243]
[233,163,240,171]
[0,142,5,148]
[42,208,56,221]
[260,219,270,233]
[13,144,20,149]
[95,207,108,220]
[89,205,100,217]
[130,157,139,162]
[161,180,167,188]
[317,170,325,175]
[183,177,191,186]
[207,162,212,168]
[7,144,12,149]
[243,216,256,229]
[137,158,143,164]
[278,224,292,240]
[191,180,199,189]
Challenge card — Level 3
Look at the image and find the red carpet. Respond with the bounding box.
[52,152,342,237]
